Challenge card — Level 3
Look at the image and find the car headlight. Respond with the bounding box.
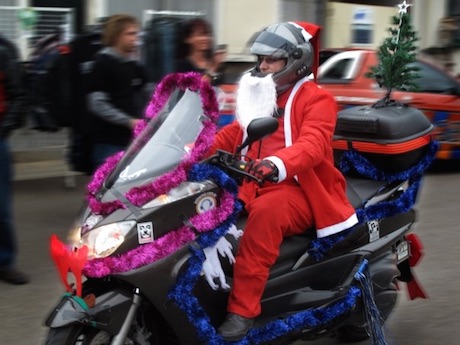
[79,220,136,259]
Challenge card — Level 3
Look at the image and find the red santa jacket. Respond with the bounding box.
[211,76,358,238]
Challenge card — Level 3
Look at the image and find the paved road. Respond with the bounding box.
[1,162,460,345]
[0,175,90,345]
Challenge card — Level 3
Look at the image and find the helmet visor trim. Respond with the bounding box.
[248,31,298,58]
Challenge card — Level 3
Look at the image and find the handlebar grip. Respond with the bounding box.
[268,175,279,183]
[234,160,248,171]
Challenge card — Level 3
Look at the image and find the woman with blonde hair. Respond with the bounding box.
[87,14,149,170]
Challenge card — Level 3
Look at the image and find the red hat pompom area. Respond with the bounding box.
[289,21,321,82]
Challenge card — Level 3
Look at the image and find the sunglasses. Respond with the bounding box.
[257,56,285,64]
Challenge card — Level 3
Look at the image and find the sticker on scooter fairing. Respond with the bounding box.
[194,192,217,214]
[367,220,380,242]
[137,222,154,244]
[82,214,103,233]
[396,241,409,262]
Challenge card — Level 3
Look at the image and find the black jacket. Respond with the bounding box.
[87,48,148,146]
[0,36,27,138]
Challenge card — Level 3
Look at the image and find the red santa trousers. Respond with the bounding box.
[227,180,313,318]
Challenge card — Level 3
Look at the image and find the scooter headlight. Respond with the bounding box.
[80,220,136,259]
[142,181,213,209]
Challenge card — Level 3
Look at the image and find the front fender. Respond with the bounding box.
[45,287,133,335]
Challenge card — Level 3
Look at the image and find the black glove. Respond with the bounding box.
[245,159,279,183]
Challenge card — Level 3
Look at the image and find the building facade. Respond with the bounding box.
[2,0,459,74]
[68,0,460,74]
[327,0,459,75]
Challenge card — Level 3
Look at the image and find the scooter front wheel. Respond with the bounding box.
[44,325,111,345]
[44,315,178,345]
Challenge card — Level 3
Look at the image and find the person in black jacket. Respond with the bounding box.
[87,14,149,169]
[0,35,29,285]
[176,18,226,85]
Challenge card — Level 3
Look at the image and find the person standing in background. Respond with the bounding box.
[0,34,29,285]
[176,18,226,85]
[87,14,149,169]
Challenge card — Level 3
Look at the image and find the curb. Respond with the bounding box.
[11,148,81,182]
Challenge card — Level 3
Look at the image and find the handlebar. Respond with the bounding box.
[205,150,264,185]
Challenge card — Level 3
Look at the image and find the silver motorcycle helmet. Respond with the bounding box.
[248,22,316,93]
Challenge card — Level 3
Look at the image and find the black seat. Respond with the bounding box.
[274,177,391,271]
[345,176,389,209]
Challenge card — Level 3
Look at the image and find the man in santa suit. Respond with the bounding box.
[214,22,359,341]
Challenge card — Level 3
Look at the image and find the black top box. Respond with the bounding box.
[333,104,433,174]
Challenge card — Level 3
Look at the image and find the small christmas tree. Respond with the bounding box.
[366,1,419,105]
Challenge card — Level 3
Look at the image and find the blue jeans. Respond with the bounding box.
[0,137,16,268]
[92,143,125,170]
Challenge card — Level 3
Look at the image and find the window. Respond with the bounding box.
[403,61,458,94]
[448,0,460,47]
[352,24,373,44]
[351,8,374,45]
[322,58,353,80]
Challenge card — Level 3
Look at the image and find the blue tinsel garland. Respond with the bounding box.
[342,140,439,222]
[355,259,388,345]
[308,141,439,261]
[168,142,438,344]
[168,163,242,343]
[168,163,365,345]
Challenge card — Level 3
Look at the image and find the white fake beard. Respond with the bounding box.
[235,73,278,130]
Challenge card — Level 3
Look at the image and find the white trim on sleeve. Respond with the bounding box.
[265,156,287,182]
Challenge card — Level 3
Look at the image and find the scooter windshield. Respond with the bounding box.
[106,88,206,192]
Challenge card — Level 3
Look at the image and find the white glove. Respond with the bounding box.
[201,224,243,290]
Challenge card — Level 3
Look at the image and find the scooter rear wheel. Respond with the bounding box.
[335,279,398,343]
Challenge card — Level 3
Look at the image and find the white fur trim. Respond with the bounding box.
[241,131,249,158]
[289,22,312,42]
[265,156,286,182]
[264,76,309,182]
[284,75,310,148]
[316,213,359,238]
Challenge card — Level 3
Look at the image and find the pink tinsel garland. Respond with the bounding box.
[83,190,236,277]
[83,72,236,277]
[86,72,219,215]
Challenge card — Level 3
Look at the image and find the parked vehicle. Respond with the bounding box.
[317,49,460,160]
[43,75,429,345]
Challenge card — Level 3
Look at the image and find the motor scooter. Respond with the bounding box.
[43,73,430,345]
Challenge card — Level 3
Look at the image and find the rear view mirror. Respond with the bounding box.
[237,117,279,152]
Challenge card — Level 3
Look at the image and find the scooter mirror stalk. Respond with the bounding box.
[236,117,279,153]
